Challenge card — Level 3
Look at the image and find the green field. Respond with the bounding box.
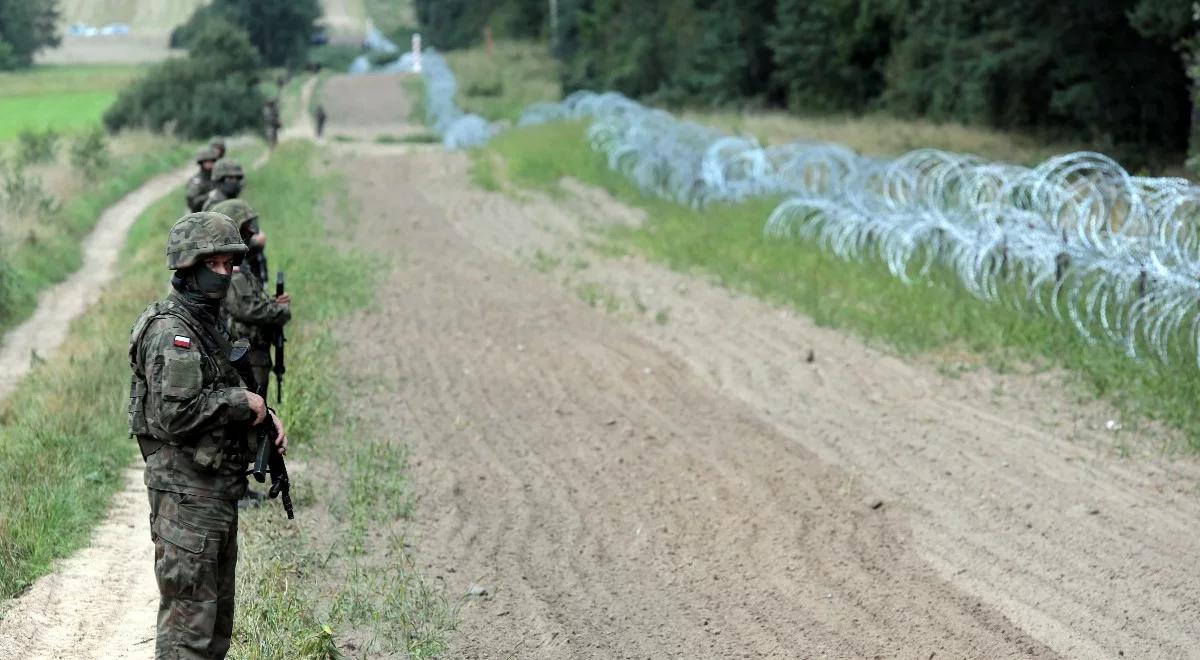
[0,65,144,140]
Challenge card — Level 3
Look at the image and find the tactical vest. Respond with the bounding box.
[128,297,252,469]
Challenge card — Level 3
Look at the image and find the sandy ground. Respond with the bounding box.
[318,72,428,142]
[4,72,1200,659]
[0,166,191,402]
[321,138,1200,658]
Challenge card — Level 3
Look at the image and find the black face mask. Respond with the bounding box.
[221,178,242,196]
[191,265,232,299]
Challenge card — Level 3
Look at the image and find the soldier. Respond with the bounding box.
[211,199,291,393]
[210,137,227,160]
[128,211,288,659]
[314,104,327,138]
[202,159,244,211]
[185,146,219,213]
[263,100,281,147]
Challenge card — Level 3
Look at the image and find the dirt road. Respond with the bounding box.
[0,166,190,401]
[4,71,1199,658]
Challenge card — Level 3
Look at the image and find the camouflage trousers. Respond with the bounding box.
[148,488,239,660]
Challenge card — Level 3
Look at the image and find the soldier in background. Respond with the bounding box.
[314,104,327,138]
[210,137,227,160]
[202,159,245,211]
[263,100,281,147]
[128,211,288,659]
[185,146,219,213]
[211,199,292,393]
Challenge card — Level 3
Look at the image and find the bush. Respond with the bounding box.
[16,128,59,164]
[68,127,110,171]
[0,159,58,220]
[104,20,265,140]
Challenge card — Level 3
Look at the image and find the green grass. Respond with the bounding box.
[475,121,1200,447]
[445,41,561,122]
[0,65,146,141]
[0,143,191,336]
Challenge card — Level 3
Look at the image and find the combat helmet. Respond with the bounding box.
[166,212,248,270]
[212,158,244,180]
[195,146,219,164]
[209,199,258,230]
[210,137,227,154]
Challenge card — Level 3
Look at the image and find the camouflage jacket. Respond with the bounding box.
[201,188,232,211]
[223,265,290,361]
[185,172,213,213]
[129,290,257,500]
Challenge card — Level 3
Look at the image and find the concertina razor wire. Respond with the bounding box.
[354,38,1200,369]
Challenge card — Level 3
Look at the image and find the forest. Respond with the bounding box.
[413,0,1200,164]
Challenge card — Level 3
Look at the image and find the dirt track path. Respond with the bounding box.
[0,166,191,401]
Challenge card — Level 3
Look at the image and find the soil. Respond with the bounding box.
[4,71,1200,660]
[323,138,1200,658]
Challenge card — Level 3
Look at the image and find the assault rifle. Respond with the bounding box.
[273,271,287,403]
[253,413,294,519]
[230,338,294,519]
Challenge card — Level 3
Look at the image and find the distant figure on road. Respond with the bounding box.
[263,100,281,148]
[314,104,327,138]
[185,146,219,212]
[202,159,245,211]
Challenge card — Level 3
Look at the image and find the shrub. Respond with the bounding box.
[68,127,110,171]
[16,128,59,164]
[104,20,265,140]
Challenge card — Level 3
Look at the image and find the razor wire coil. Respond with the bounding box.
[354,37,1200,368]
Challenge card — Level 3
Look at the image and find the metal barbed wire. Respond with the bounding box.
[351,29,497,149]
[356,41,1200,367]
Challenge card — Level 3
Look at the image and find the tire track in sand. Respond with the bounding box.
[328,147,1056,658]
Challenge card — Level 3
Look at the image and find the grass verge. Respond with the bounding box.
[232,141,458,658]
[445,41,561,123]
[475,121,1200,448]
[0,142,191,336]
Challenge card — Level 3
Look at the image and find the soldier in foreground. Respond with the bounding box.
[185,146,219,213]
[128,212,288,659]
[212,199,292,393]
[202,159,245,211]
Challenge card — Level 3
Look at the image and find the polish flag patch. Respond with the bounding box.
[173,336,192,349]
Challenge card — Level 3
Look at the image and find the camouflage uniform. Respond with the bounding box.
[129,212,256,660]
[212,199,291,393]
[210,137,227,161]
[202,159,244,212]
[186,147,219,213]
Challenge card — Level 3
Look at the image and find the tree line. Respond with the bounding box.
[0,0,59,69]
[415,0,1200,164]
